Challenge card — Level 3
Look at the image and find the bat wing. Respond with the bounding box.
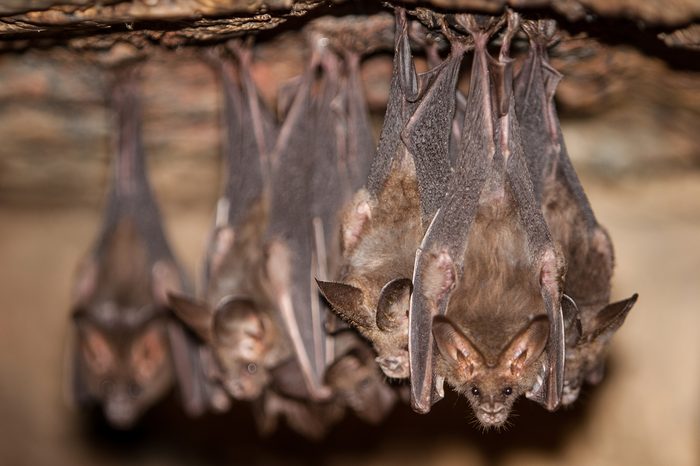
[343,50,375,192]
[400,47,464,225]
[265,50,332,402]
[166,318,210,416]
[366,8,422,197]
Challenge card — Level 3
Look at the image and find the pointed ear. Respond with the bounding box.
[131,323,167,385]
[432,316,485,376]
[590,293,638,341]
[316,279,373,330]
[376,278,412,332]
[168,293,213,342]
[500,316,549,377]
[76,322,115,376]
[152,260,185,308]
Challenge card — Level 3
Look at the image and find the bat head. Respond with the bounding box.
[433,315,549,428]
[562,294,638,405]
[168,293,275,400]
[325,347,397,424]
[73,313,172,429]
[317,278,411,379]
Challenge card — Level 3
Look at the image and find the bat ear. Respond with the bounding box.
[77,322,115,376]
[590,293,638,341]
[499,316,549,377]
[131,323,167,385]
[562,294,582,347]
[341,191,371,254]
[432,315,485,376]
[376,278,412,332]
[152,260,184,308]
[316,279,373,330]
[168,293,213,342]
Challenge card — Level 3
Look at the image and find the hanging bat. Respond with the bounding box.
[410,12,569,425]
[325,330,398,424]
[252,39,363,437]
[68,65,205,428]
[513,20,638,406]
[317,8,459,381]
[263,35,349,407]
[168,44,291,406]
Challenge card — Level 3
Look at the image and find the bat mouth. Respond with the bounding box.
[104,401,138,429]
[477,407,507,427]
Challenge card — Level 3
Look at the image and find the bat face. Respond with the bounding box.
[433,315,549,428]
[325,346,397,424]
[75,315,172,429]
[169,294,281,401]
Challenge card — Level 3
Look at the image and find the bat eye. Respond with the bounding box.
[247,362,257,374]
[471,387,480,397]
[502,387,513,396]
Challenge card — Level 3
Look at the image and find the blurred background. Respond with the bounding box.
[0,2,699,465]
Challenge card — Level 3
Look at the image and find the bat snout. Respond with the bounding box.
[477,405,508,427]
[104,396,138,429]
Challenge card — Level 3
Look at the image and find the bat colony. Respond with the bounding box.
[67,7,637,435]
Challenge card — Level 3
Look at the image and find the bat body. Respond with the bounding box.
[69,65,202,428]
[317,9,460,381]
[325,330,398,424]
[514,20,637,406]
[169,47,291,407]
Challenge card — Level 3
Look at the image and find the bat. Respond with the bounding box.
[410,11,570,425]
[256,38,370,437]
[168,44,291,406]
[68,64,205,428]
[325,330,398,424]
[513,19,638,406]
[263,40,337,404]
[317,8,460,381]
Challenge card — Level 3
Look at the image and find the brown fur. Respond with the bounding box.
[73,219,176,429]
[170,196,292,402]
[325,338,397,424]
[432,176,550,428]
[326,154,423,378]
